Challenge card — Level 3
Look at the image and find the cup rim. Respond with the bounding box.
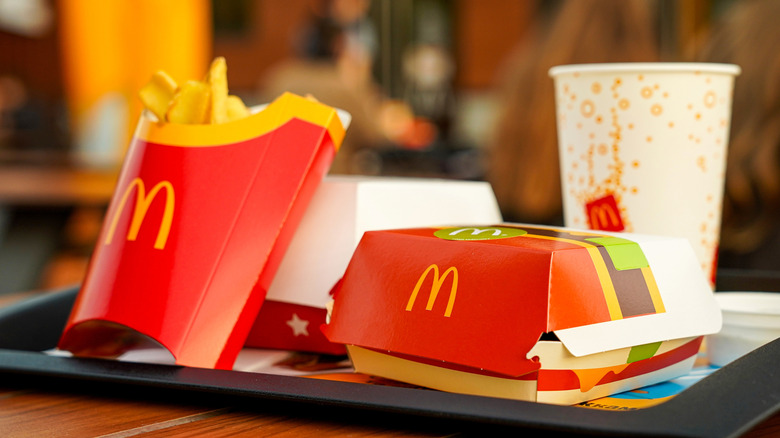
[714,291,780,317]
[548,62,741,77]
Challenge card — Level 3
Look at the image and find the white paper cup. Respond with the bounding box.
[549,63,740,286]
[706,292,780,367]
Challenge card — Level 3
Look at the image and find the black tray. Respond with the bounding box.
[0,283,778,438]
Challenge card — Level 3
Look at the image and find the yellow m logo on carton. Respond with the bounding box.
[406,264,458,317]
[104,177,175,250]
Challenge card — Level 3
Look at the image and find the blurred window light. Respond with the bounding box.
[0,0,52,37]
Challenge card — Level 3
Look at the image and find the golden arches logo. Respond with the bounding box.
[104,177,175,250]
[588,203,622,230]
[434,226,526,241]
[406,264,458,317]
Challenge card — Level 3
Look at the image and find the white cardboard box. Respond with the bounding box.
[266,175,503,308]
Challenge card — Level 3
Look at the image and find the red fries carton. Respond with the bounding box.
[323,224,722,405]
[58,93,348,370]
[244,176,502,354]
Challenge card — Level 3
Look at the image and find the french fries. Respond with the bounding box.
[139,57,251,125]
[226,95,250,120]
[166,80,211,124]
[206,56,229,124]
[138,70,178,122]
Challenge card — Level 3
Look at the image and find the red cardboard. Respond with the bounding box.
[58,93,347,370]
[246,300,345,355]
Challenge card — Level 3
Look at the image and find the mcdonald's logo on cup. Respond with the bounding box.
[104,177,175,250]
[586,194,625,232]
[406,264,458,317]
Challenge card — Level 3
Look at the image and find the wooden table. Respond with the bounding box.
[0,374,778,437]
[0,385,450,437]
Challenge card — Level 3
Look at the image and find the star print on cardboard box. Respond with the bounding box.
[286,314,311,337]
[323,224,722,405]
[58,93,350,370]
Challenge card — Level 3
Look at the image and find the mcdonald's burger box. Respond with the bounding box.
[322,224,722,405]
[243,176,502,354]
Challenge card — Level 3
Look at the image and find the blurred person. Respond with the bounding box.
[0,75,28,148]
[485,0,660,225]
[695,0,780,271]
[258,0,388,175]
[401,42,456,146]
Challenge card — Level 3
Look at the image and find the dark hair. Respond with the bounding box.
[696,0,780,256]
[486,0,659,223]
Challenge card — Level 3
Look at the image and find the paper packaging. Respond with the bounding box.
[549,63,740,286]
[323,224,722,405]
[58,93,349,370]
[244,176,503,354]
[707,292,780,367]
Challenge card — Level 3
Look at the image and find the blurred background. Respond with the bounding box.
[1,0,777,296]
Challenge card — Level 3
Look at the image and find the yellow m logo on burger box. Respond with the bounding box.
[406,264,458,317]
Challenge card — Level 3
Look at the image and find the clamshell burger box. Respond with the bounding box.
[322,224,722,405]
